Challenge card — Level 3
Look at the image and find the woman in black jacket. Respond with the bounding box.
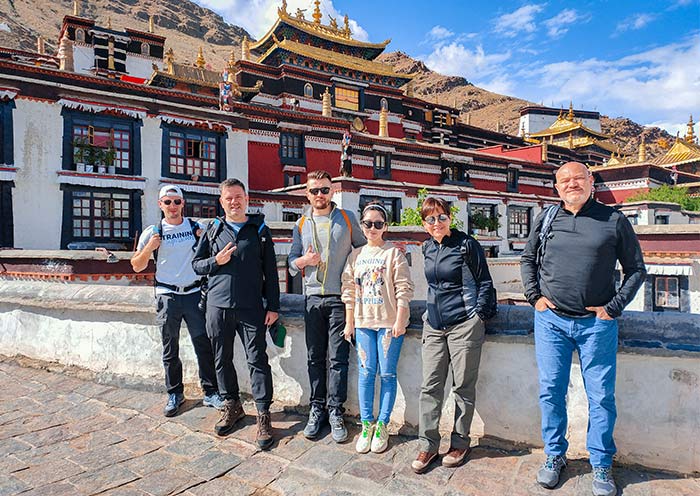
[411,197,496,474]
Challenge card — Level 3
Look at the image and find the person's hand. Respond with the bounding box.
[298,245,321,269]
[264,311,278,326]
[145,234,161,252]
[343,324,355,343]
[586,306,613,320]
[392,322,406,338]
[535,296,555,312]
[215,242,237,265]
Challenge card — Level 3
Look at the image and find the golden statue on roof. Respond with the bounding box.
[312,0,322,25]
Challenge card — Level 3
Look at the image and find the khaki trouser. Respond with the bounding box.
[418,314,485,452]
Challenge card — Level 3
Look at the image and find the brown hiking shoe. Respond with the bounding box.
[442,447,471,468]
[411,451,438,474]
[256,411,273,450]
[214,399,245,436]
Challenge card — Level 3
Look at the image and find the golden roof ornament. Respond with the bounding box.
[343,15,350,38]
[58,33,74,71]
[164,47,175,75]
[329,16,338,30]
[37,36,45,55]
[241,36,250,61]
[322,87,332,117]
[686,114,696,143]
[566,101,575,121]
[379,107,388,137]
[73,0,79,16]
[280,0,287,14]
[195,47,206,69]
[228,49,237,68]
[404,80,413,98]
[638,136,647,162]
[568,132,574,148]
[107,17,112,30]
[296,8,306,20]
[312,0,322,24]
[149,15,155,33]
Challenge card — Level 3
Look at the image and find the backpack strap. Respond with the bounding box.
[459,238,476,317]
[152,219,164,263]
[536,205,560,269]
[338,209,352,236]
[298,216,306,234]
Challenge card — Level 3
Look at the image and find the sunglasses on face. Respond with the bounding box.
[161,199,182,206]
[424,213,449,225]
[361,220,386,230]
[308,187,331,195]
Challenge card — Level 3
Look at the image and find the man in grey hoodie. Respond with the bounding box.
[288,170,366,442]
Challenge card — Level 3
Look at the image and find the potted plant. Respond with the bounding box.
[485,214,501,235]
[470,212,489,234]
[95,148,107,174]
[84,144,97,173]
[104,147,117,175]
[73,137,88,172]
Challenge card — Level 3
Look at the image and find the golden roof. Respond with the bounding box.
[528,115,609,139]
[149,62,221,88]
[250,4,390,52]
[257,37,415,80]
[654,137,700,166]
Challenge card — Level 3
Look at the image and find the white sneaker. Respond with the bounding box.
[356,420,374,453]
[370,421,389,453]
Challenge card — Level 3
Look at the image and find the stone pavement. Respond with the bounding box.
[0,359,698,496]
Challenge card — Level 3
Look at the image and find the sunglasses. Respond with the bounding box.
[308,187,331,195]
[361,220,386,230]
[161,199,182,206]
[424,213,449,225]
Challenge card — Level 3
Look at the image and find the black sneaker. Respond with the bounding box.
[303,405,327,439]
[164,393,184,417]
[328,408,348,443]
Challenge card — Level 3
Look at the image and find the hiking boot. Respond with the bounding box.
[303,405,327,439]
[355,420,374,454]
[442,447,471,468]
[370,420,389,453]
[592,466,617,496]
[164,393,184,417]
[411,451,438,474]
[202,392,225,410]
[537,455,567,489]
[328,408,348,443]
[256,411,273,450]
[214,399,245,436]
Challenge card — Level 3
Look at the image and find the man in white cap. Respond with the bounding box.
[131,184,223,417]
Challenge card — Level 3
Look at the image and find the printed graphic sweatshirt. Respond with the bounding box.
[341,242,414,330]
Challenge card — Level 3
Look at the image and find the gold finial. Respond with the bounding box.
[58,33,74,71]
[312,0,322,24]
[227,70,235,83]
[322,87,332,117]
[228,49,237,68]
[37,35,45,55]
[107,17,112,30]
[296,8,306,20]
[72,0,79,16]
[195,47,206,69]
[329,16,338,30]
[404,80,413,98]
[164,47,175,75]
[638,135,647,162]
[466,111,471,125]
[379,107,388,137]
[541,142,548,162]
[496,118,502,133]
[241,36,250,61]
[343,14,350,37]
[280,0,287,14]
[686,114,696,143]
[566,101,574,120]
[149,15,155,33]
[567,132,573,148]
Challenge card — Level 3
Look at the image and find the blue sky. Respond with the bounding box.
[195,0,699,135]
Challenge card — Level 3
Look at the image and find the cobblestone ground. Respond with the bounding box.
[1,360,698,496]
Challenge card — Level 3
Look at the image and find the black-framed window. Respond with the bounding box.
[61,186,141,249]
[0,99,15,166]
[284,173,301,186]
[469,203,498,236]
[184,193,221,219]
[282,211,301,222]
[508,206,531,238]
[654,276,680,311]
[507,168,519,192]
[0,181,13,248]
[304,83,313,98]
[280,133,305,166]
[163,126,224,182]
[373,152,391,179]
[359,195,401,224]
[62,109,141,175]
[442,161,471,185]
[655,214,669,225]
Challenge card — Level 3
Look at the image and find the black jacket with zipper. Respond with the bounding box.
[423,229,495,329]
[192,214,280,312]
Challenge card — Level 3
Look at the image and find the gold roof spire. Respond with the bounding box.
[149,15,155,33]
[638,135,647,162]
[195,47,206,69]
[241,35,250,61]
[107,17,112,30]
[164,47,175,75]
[686,114,696,143]
[566,101,574,121]
[228,49,237,68]
[73,0,79,16]
[343,14,351,38]
[312,0,322,24]
[280,0,288,14]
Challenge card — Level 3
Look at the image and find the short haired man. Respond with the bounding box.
[192,178,279,450]
[521,162,646,496]
[131,184,223,417]
[288,170,366,442]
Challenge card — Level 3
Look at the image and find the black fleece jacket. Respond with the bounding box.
[520,198,646,318]
[192,214,280,312]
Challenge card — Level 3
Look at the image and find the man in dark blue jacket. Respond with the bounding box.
[521,162,646,496]
[192,178,279,450]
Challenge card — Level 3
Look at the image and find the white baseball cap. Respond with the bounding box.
[159,184,184,199]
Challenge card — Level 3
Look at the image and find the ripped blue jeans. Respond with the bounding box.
[355,328,404,424]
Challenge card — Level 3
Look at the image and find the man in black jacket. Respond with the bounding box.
[521,162,646,496]
[192,178,279,450]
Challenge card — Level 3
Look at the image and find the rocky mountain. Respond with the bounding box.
[377,51,673,160]
[0,0,249,68]
[0,1,672,160]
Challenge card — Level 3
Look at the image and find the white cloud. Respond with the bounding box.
[422,42,511,81]
[193,0,369,41]
[646,120,689,137]
[494,4,545,38]
[544,9,587,38]
[616,13,657,33]
[520,34,700,131]
[425,25,454,43]
[0,23,10,33]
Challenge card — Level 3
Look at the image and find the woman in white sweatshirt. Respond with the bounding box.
[341,203,414,454]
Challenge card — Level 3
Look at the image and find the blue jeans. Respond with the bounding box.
[534,309,618,467]
[355,328,404,424]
